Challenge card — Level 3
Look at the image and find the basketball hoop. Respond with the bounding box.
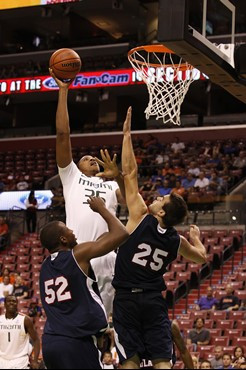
[128,44,197,126]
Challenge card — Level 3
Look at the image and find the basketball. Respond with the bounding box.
[49,48,81,80]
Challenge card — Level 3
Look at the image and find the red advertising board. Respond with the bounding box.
[0,68,207,95]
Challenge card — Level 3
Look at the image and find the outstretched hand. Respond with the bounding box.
[94,149,119,179]
[87,196,106,213]
[189,225,200,241]
[123,106,132,135]
[49,68,74,89]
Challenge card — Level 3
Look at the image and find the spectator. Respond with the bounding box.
[218,353,233,369]
[28,297,43,319]
[162,162,175,176]
[101,351,115,369]
[0,216,9,248]
[171,136,185,153]
[210,346,224,369]
[194,172,210,190]
[233,151,246,170]
[218,284,240,311]
[232,347,246,369]
[196,286,218,311]
[16,175,29,191]
[155,151,169,166]
[192,355,199,369]
[182,173,196,190]
[151,178,166,195]
[200,360,212,369]
[12,275,29,300]
[0,268,15,284]
[25,190,38,233]
[188,161,200,177]
[0,276,14,304]
[168,173,177,188]
[187,318,210,348]
[239,299,246,311]
[171,180,187,198]
[208,171,224,195]
[157,179,172,196]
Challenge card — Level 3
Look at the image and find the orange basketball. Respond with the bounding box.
[49,48,81,80]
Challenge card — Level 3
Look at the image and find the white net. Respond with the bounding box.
[128,46,197,126]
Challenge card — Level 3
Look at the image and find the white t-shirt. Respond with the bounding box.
[59,161,119,243]
[194,177,209,188]
[0,314,30,362]
[0,284,13,300]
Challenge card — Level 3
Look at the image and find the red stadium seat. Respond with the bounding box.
[213,230,228,238]
[210,336,229,346]
[216,320,234,330]
[31,264,42,272]
[3,263,16,272]
[17,256,30,264]
[237,272,246,282]
[170,263,186,272]
[176,271,191,281]
[220,237,233,247]
[235,290,246,301]
[231,337,246,347]
[204,319,214,329]
[224,329,243,340]
[228,310,246,321]
[209,329,222,337]
[31,247,44,256]
[163,271,175,280]
[237,320,246,331]
[210,311,227,321]
[20,272,31,280]
[198,345,215,360]
[18,264,30,272]
[165,281,179,292]
[177,320,193,331]
[30,255,44,264]
[3,256,16,264]
[190,311,208,320]
[222,346,235,356]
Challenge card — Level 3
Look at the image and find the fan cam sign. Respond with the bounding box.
[0,68,207,95]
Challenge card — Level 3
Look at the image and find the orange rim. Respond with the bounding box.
[128,44,194,70]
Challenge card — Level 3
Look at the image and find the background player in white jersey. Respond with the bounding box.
[0,295,40,369]
[49,69,125,316]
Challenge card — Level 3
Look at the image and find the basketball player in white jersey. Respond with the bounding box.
[0,295,40,369]
[49,68,125,316]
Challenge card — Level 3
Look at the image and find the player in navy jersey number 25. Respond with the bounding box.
[109,107,207,369]
[39,196,128,370]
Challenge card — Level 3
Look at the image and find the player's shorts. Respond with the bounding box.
[0,356,29,369]
[42,334,102,369]
[113,289,173,364]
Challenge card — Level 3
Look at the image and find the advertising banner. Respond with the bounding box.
[0,0,81,10]
[0,68,207,95]
[0,190,53,211]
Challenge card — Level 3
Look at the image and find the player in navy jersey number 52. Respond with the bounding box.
[39,196,128,370]
[105,107,207,369]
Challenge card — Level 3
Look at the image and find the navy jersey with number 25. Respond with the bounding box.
[112,214,180,291]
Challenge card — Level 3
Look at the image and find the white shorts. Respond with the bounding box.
[91,251,116,317]
[0,356,29,369]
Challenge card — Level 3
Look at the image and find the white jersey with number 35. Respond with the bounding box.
[59,161,119,243]
[0,313,30,362]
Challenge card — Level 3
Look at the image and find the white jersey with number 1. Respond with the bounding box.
[0,313,30,369]
[59,161,119,243]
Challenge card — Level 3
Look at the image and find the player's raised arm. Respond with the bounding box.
[178,225,207,264]
[122,107,148,228]
[49,68,73,168]
[73,197,128,272]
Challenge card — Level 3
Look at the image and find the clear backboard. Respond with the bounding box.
[157,0,246,103]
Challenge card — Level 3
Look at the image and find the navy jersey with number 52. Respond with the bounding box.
[40,250,108,338]
[112,214,180,291]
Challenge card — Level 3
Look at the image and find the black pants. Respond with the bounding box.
[26,211,37,233]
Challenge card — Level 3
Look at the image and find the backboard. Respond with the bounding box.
[157,0,246,104]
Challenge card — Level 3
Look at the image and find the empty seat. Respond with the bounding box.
[209,329,222,337]
[190,311,208,320]
[216,320,234,330]
[231,337,246,347]
[235,290,246,301]
[176,271,191,281]
[17,256,30,264]
[198,345,215,360]
[224,329,243,340]
[210,336,229,346]
[228,310,246,321]
[210,311,227,321]
[177,320,193,331]
[170,263,186,272]
[18,264,30,272]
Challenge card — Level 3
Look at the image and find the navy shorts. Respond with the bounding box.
[113,290,173,364]
[42,334,102,369]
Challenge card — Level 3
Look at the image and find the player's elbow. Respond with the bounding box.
[116,228,129,246]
